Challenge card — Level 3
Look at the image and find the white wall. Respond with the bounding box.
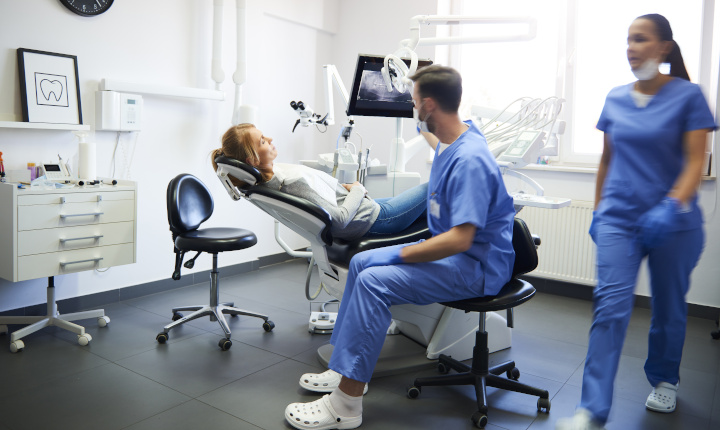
[3,0,715,312]
[0,0,436,312]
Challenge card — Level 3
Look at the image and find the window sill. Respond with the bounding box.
[519,163,598,174]
[518,163,716,180]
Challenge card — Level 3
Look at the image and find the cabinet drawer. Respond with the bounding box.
[17,221,134,256]
[17,190,135,206]
[18,199,134,231]
[17,243,135,281]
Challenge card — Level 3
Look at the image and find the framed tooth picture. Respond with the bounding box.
[17,48,83,125]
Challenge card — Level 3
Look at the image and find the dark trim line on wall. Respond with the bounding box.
[522,275,720,321]
[1,260,717,324]
[0,252,300,319]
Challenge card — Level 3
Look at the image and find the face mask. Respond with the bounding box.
[632,58,660,81]
[413,102,431,133]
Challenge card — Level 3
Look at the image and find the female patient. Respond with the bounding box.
[211,123,428,241]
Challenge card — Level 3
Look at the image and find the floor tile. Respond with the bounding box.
[50,302,206,361]
[115,331,287,398]
[489,331,588,384]
[0,363,189,430]
[0,330,109,399]
[123,399,262,430]
[3,260,718,430]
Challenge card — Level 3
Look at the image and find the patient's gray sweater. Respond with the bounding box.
[264,163,380,240]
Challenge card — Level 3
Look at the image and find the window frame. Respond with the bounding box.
[447,0,719,174]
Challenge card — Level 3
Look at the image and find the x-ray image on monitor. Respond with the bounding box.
[358,70,410,103]
[347,54,432,118]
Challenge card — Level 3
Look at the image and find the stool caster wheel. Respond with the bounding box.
[537,397,551,413]
[219,339,232,350]
[156,333,169,344]
[98,316,110,327]
[263,320,275,332]
[78,333,92,346]
[172,312,183,321]
[471,411,488,428]
[437,362,450,374]
[507,367,520,380]
[10,340,24,353]
[407,386,421,399]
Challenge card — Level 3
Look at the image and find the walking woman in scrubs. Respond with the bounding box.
[557,14,717,430]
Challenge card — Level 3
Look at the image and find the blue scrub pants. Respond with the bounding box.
[327,241,486,383]
[579,221,704,424]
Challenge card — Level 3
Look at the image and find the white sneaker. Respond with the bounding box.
[646,381,678,413]
[299,369,368,395]
[555,408,605,430]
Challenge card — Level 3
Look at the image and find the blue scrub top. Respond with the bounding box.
[428,120,516,295]
[596,78,717,230]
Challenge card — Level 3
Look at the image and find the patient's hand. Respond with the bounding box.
[342,181,367,194]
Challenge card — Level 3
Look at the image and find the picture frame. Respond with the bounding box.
[17,48,83,125]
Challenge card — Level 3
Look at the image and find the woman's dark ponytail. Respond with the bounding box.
[665,41,690,81]
[638,13,691,81]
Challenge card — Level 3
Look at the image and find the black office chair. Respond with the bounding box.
[407,218,550,428]
[157,173,274,350]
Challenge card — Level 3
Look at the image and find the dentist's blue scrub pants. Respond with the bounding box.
[579,221,704,423]
[327,241,487,383]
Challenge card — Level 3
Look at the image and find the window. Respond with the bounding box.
[450,0,719,167]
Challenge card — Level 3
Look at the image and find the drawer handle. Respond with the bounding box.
[59,235,104,243]
[59,212,104,219]
[60,258,104,267]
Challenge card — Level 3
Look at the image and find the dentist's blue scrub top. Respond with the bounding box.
[596,78,717,231]
[428,120,516,296]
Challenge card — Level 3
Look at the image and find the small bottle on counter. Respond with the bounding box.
[0,152,6,183]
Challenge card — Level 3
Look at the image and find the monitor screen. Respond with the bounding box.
[346,54,432,118]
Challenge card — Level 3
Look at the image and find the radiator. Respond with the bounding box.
[517,201,597,286]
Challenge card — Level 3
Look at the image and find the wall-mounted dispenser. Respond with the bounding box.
[95,91,143,131]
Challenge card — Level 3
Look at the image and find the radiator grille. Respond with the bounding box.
[518,201,597,286]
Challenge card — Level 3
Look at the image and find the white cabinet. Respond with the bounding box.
[0,181,137,282]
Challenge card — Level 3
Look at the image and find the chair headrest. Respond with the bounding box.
[214,155,263,201]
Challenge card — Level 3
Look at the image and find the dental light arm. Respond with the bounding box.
[383,15,537,94]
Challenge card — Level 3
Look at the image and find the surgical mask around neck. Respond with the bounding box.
[632,58,660,81]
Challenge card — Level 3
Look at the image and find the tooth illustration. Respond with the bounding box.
[40,79,64,102]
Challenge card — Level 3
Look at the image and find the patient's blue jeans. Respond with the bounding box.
[364,182,428,236]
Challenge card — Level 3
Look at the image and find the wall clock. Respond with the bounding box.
[59,0,114,17]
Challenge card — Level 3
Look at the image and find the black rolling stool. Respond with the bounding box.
[407,218,550,428]
[157,173,274,350]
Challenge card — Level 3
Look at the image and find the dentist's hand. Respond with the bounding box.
[637,197,680,249]
[363,246,404,267]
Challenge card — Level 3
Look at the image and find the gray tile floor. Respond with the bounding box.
[1,259,718,430]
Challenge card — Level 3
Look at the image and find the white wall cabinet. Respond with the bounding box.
[0,181,137,282]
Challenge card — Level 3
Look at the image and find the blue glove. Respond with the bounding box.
[637,197,680,249]
[588,211,598,244]
[363,246,404,268]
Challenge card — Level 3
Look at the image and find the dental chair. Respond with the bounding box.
[214,156,514,373]
[407,217,550,428]
[158,173,275,351]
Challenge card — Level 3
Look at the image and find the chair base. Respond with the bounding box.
[409,330,550,428]
[158,253,274,349]
[0,277,107,353]
[162,302,270,339]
